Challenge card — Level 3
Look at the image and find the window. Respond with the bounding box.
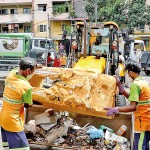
[38,4,47,11]
[62,24,66,31]
[23,8,31,14]
[143,39,149,48]
[40,40,46,48]
[24,26,31,33]
[10,9,18,14]
[13,27,18,33]
[39,40,52,49]
[38,25,47,32]
[1,9,8,15]
[2,27,8,33]
[34,39,39,47]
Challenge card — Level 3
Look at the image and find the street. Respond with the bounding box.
[140,71,150,83]
[0,71,149,149]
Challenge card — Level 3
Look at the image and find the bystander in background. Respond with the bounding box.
[47,52,54,67]
[59,43,65,54]
[118,60,125,86]
[60,53,67,67]
[119,52,125,64]
[53,55,61,67]
[130,48,141,64]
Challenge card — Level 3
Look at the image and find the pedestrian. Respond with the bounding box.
[47,52,54,67]
[60,53,67,67]
[105,63,150,150]
[130,48,141,64]
[53,55,61,67]
[59,43,65,54]
[0,57,37,150]
[117,59,125,86]
[119,52,125,64]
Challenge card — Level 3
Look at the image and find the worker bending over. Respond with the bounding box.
[0,57,37,150]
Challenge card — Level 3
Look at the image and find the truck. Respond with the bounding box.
[120,32,145,63]
[0,33,55,71]
[141,51,150,75]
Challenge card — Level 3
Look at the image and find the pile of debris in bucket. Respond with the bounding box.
[25,110,130,150]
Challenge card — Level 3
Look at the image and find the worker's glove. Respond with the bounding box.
[104,107,119,116]
[113,75,125,94]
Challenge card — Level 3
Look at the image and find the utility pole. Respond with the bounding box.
[32,0,35,37]
[95,0,97,23]
[47,13,51,38]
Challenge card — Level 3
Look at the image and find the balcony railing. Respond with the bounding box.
[0,0,32,5]
[0,14,32,24]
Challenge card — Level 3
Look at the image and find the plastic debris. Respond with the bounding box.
[99,125,114,133]
[86,126,104,139]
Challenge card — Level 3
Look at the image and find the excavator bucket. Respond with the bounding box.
[29,67,116,119]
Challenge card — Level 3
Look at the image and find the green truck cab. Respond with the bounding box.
[0,33,54,71]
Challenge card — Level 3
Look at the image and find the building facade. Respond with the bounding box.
[133,0,150,50]
[33,0,72,39]
[0,0,78,52]
[0,0,32,33]
[0,0,73,39]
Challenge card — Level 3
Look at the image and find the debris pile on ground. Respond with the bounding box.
[25,110,130,150]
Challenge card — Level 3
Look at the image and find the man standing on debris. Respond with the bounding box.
[0,57,37,150]
[105,63,150,150]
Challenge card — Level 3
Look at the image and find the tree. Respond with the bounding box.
[128,0,150,29]
[85,0,150,29]
[85,0,127,27]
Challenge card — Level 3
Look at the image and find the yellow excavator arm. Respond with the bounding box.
[73,56,106,74]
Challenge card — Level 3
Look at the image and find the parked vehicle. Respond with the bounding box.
[0,33,54,70]
[141,51,150,75]
[28,37,54,64]
[120,29,146,63]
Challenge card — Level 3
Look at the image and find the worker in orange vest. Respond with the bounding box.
[105,63,150,150]
[60,54,67,67]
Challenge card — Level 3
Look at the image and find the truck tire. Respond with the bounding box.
[145,71,150,75]
[116,94,126,107]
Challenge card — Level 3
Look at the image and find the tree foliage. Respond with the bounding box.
[85,0,150,29]
[128,0,150,28]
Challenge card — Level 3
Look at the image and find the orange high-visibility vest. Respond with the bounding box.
[0,70,32,132]
[133,78,150,131]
